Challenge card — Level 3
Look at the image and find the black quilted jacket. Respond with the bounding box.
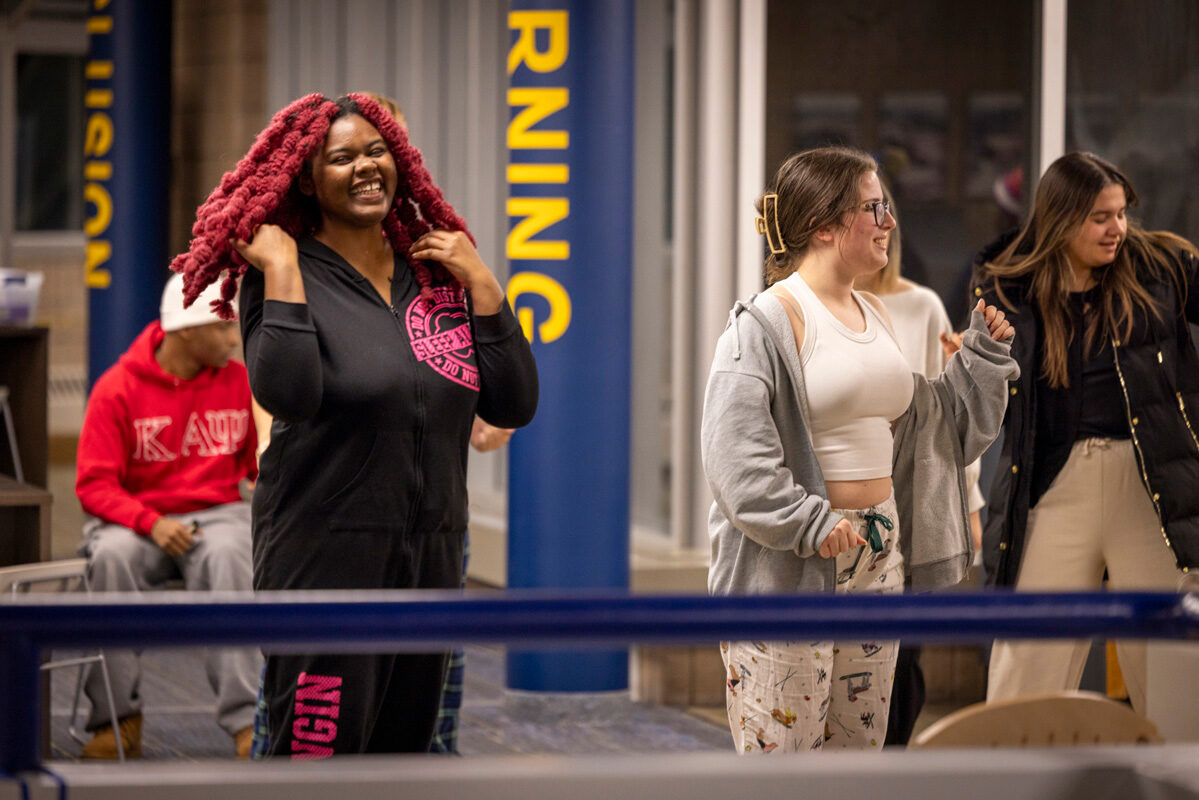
[975,241,1199,587]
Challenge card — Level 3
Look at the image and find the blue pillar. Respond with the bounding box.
[505,0,635,692]
[84,0,171,387]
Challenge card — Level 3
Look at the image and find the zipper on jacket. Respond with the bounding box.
[1111,337,1183,571]
[1175,391,1199,455]
[1172,388,1199,575]
[391,303,426,532]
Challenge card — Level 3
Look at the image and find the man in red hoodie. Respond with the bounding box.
[75,273,260,759]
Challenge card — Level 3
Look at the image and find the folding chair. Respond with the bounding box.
[910,690,1162,749]
[0,385,24,484]
[0,558,125,761]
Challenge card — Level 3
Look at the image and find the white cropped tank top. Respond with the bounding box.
[775,272,914,480]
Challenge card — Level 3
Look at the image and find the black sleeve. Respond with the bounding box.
[239,269,323,422]
[470,297,538,428]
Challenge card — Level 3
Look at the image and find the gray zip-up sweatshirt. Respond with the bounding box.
[703,292,1019,596]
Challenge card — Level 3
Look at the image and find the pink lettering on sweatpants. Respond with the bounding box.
[290,672,343,760]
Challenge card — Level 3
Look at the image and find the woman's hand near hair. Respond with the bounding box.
[231,224,306,304]
[976,298,1015,341]
[409,230,504,315]
[817,518,867,559]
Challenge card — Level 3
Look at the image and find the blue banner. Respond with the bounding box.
[505,0,635,692]
[84,0,171,387]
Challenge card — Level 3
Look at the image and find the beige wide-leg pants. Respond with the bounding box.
[987,438,1181,712]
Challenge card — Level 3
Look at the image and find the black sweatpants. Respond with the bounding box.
[884,645,925,746]
[258,525,464,758]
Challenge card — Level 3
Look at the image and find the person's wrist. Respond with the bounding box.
[467,275,504,315]
[262,256,298,275]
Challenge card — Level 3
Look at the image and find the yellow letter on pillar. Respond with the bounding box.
[85,113,114,157]
[507,198,569,260]
[83,183,112,238]
[507,271,572,343]
[508,164,569,184]
[85,240,112,289]
[507,88,569,150]
[508,11,568,75]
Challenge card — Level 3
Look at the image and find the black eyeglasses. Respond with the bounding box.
[861,200,892,227]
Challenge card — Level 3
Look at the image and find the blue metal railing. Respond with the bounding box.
[1,589,1196,772]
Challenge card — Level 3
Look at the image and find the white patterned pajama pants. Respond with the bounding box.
[721,493,903,753]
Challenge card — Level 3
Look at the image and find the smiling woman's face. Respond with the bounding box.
[1067,183,1128,270]
[304,114,398,230]
[832,170,896,275]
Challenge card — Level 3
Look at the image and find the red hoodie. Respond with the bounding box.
[76,322,258,535]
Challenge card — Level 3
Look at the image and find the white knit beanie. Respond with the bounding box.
[160,273,234,332]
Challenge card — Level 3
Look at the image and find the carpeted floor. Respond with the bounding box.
[47,645,731,762]
[43,465,731,762]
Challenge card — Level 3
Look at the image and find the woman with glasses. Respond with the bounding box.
[978,151,1199,712]
[702,146,1016,752]
[852,191,988,746]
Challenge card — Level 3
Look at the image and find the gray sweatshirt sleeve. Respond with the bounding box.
[933,308,1021,463]
[701,327,842,557]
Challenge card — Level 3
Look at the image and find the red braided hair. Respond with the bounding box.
[170,93,474,316]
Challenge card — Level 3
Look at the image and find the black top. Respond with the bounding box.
[1076,336,1127,441]
[1030,288,1128,507]
[239,237,538,591]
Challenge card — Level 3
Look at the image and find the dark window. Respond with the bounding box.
[1067,0,1199,241]
[766,0,1036,325]
[16,53,85,231]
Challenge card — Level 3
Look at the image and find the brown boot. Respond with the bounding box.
[81,713,143,759]
[233,725,253,759]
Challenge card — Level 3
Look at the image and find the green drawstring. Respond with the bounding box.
[863,511,893,553]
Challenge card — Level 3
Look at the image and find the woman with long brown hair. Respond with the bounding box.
[978,151,1199,711]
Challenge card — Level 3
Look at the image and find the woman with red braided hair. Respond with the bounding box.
[171,93,538,757]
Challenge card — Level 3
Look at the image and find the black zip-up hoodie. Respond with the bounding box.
[239,237,538,591]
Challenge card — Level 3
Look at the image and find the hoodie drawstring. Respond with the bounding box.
[728,301,748,361]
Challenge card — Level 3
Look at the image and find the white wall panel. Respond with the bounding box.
[268,0,510,520]
[267,0,505,289]
[389,0,429,152]
[343,0,391,96]
[670,0,700,553]
[631,0,672,543]
[670,0,767,552]
[1037,0,1067,176]
[296,0,345,98]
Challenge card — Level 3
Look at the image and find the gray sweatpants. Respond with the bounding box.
[78,501,261,735]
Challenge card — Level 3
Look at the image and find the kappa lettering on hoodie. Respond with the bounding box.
[76,321,258,535]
